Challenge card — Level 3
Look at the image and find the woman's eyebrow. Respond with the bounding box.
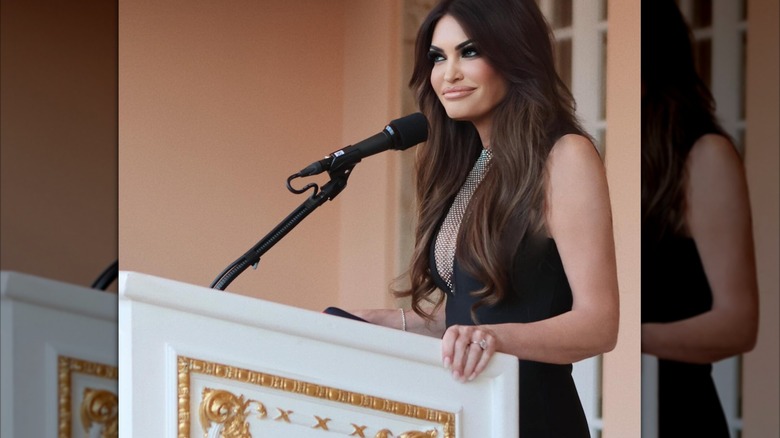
[429,39,474,53]
[455,39,475,50]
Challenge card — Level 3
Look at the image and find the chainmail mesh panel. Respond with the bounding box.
[434,148,493,294]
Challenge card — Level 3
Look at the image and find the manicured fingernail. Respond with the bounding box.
[468,373,476,381]
[443,357,451,369]
[452,371,461,380]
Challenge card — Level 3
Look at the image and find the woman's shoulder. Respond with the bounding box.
[543,133,611,232]
[687,133,741,168]
[685,133,747,209]
[686,133,743,188]
[546,133,604,179]
[553,132,595,149]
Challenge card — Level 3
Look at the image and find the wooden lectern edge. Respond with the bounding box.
[118,270,519,378]
[0,270,117,321]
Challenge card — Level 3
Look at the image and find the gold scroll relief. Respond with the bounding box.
[199,387,266,438]
[81,388,118,438]
[58,356,118,438]
[179,356,453,438]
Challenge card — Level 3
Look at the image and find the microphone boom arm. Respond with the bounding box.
[210,163,356,291]
[210,112,428,291]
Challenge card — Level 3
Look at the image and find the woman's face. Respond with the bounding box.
[429,15,507,130]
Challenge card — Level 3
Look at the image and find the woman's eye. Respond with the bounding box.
[461,46,479,58]
[428,51,445,63]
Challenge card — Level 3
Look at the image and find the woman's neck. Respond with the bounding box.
[472,118,492,149]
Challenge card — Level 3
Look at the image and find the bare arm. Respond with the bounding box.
[443,135,620,381]
[642,134,759,363]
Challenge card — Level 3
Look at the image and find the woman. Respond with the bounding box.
[641,1,758,436]
[353,0,619,435]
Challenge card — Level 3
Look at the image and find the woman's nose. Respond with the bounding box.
[443,60,463,83]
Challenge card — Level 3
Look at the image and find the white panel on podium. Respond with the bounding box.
[0,271,118,438]
[119,271,519,437]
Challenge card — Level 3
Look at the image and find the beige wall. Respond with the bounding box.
[744,0,780,435]
[119,0,350,310]
[603,1,642,436]
[119,0,418,312]
[338,0,405,310]
[0,0,118,289]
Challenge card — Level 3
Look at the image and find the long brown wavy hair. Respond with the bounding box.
[642,0,729,241]
[395,0,589,322]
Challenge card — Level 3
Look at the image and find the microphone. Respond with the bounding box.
[297,112,428,176]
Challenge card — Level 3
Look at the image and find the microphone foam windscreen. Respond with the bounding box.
[389,112,429,150]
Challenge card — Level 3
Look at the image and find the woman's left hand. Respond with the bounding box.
[441,325,497,382]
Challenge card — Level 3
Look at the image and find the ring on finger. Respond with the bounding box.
[470,339,488,350]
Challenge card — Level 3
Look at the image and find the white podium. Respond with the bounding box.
[0,271,118,438]
[119,271,519,437]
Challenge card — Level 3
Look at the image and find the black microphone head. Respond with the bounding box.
[387,112,429,151]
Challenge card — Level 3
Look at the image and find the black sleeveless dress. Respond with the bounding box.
[430,234,591,437]
[642,235,730,437]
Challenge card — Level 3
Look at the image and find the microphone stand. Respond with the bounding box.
[91,260,119,291]
[210,161,357,291]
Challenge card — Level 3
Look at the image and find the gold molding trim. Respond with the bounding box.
[197,388,440,438]
[178,356,454,438]
[57,356,118,438]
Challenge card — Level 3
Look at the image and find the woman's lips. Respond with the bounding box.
[442,87,476,99]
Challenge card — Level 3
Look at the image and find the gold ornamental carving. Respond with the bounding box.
[58,356,118,438]
[199,388,266,438]
[375,430,438,438]
[179,356,454,438]
[350,424,368,437]
[275,408,293,423]
[313,415,332,430]
[399,431,439,438]
[81,388,118,438]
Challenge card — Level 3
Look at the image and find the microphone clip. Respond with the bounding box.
[286,158,358,200]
